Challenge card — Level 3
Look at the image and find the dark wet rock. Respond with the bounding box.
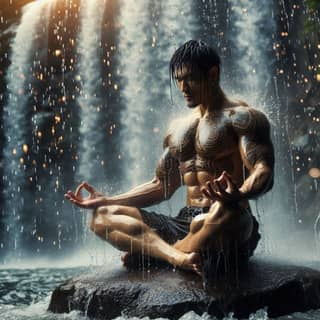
[48,258,320,319]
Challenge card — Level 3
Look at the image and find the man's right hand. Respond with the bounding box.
[64,182,107,209]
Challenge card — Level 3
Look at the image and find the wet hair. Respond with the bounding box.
[169,40,221,83]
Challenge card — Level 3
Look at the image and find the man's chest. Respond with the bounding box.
[167,114,238,162]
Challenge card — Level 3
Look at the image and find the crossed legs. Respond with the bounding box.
[90,205,201,273]
[90,202,252,275]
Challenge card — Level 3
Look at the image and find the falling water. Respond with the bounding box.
[118,0,196,189]
[155,0,197,96]
[2,0,53,259]
[228,0,277,254]
[76,0,106,184]
[117,0,158,188]
[0,1,319,320]
[229,0,275,109]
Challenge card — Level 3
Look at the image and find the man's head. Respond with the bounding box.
[170,40,221,108]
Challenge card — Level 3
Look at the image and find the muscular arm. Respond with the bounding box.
[102,144,182,208]
[233,107,274,199]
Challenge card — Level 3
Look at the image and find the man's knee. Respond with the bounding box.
[207,201,225,222]
[95,205,122,216]
[90,213,110,233]
[90,205,145,236]
[95,205,142,220]
[189,202,225,234]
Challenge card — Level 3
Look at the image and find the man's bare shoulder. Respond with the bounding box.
[226,105,270,135]
[166,109,200,138]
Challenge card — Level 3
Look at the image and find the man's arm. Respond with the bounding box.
[201,107,274,203]
[105,146,182,207]
[236,107,274,199]
[65,144,182,209]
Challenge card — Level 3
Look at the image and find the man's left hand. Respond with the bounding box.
[201,171,243,204]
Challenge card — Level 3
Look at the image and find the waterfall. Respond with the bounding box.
[117,0,155,188]
[2,0,53,258]
[228,1,294,255]
[76,0,106,184]
[157,0,197,111]
[118,0,196,190]
[229,0,275,109]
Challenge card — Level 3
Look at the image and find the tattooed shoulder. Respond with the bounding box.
[230,106,270,136]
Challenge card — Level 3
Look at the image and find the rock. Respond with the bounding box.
[48,258,320,319]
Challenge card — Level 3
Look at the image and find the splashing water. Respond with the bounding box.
[228,0,279,255]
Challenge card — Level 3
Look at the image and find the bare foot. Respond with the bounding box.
[121,252,167,270]
[121,252,139,268]
[175,252,202,276]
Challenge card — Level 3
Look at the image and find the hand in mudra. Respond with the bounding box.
[201,171,243,203]
[64,182,106,209]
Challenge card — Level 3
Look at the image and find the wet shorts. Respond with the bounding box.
[139,206,210,245]
[139,205,261,266]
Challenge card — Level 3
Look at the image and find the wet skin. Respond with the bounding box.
[65,65,274,275]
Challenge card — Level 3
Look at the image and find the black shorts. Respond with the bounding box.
[139,206,210,245]
[139,205,260,266]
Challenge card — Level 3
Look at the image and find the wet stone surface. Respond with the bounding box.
[48,258,320,319]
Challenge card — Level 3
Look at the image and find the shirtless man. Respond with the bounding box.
[65,40,274,275]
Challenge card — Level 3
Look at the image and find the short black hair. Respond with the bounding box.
[170,40,221,81]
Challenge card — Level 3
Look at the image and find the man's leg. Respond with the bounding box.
[90,205,201,273]
[173,201,253,253]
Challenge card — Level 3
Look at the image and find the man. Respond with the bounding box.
[65,40,274,276]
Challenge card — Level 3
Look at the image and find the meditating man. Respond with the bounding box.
[65,40,274,276]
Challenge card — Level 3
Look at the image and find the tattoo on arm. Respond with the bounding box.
[240,136,274,170]
[233,107,275,197]
[155,147,181,199]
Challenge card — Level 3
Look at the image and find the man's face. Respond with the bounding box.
[174,65,208,109]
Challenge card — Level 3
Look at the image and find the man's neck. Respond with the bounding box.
[199,86,226,117]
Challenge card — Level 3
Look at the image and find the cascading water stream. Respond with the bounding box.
[2,0,53,259]
[229,0,275,109]
[118,0,196,190]
[117,0,157,188]
[76,0,106,184]
[156,0,197,111]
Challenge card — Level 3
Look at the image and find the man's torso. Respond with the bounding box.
[165,104,253,207]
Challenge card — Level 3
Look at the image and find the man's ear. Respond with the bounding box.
[208,66,219,83]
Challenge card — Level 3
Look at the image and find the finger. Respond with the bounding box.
[75,183,85,197]
[213,180,224,194]
[222,173,235,192]
[70,199,87,208]
[216,175,234,193]
[65,190,75,199]
[67,190,83,201]
[64,193,75,200]
[201,186,222,201]
[214,180,232,200]
[72,187,91,201]
[83,182,97,194]
[201,187,214,199]
[216,172,225,182]
[205,181,216,197]
[222,170,232,178]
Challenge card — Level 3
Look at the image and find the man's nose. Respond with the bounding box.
[181,80,189,92]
